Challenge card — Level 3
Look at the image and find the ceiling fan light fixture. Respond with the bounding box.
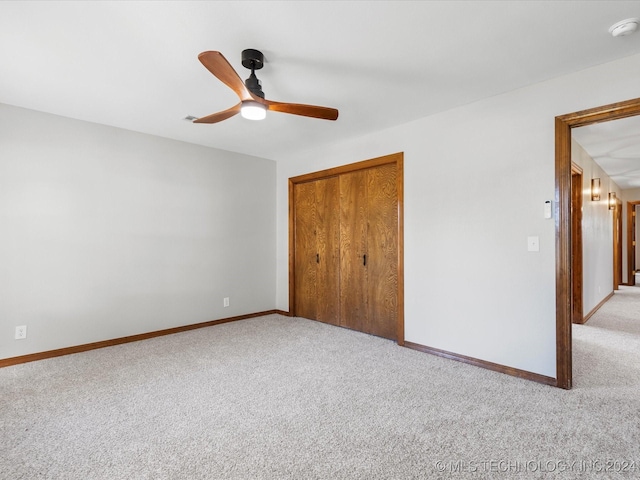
[240,101,267,120]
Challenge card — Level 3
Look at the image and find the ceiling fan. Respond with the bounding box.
[194,49,339,124]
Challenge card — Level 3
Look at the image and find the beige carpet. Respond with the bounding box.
[1,290,640,479]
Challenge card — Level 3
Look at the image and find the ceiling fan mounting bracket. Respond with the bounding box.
[241,49,264,70]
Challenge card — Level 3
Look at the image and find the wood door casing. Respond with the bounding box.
[570,166,583,324]
[634,206,637,284]
[634,207,636,285]
[613,198,622,290]
[627,202,639,286]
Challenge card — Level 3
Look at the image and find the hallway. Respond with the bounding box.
[573,286,640,388]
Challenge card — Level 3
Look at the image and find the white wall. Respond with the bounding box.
[0,104,276,360]
[571,140,619,314]
[276,52,640,379]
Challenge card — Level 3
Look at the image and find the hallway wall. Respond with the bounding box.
[571,140,620,315]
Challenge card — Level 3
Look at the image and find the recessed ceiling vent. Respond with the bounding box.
[609,18,639,37]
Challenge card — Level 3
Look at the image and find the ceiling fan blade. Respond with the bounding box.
[193,103,241,124]
[263,99,339,121]
[198,51,253,101]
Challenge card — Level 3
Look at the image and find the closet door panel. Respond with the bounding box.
[315,177,341,325]
[366,163,398,340]
[339,170,368,331]
[294,182,317,320]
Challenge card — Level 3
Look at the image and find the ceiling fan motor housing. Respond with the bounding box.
[242,49,265,98]
[245,72,264,98]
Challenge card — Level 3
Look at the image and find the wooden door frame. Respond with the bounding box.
[288,152,405,344]
[627,201,640,286]
[570,164,583,324]
[555,97,640,390]
[613,197,622,290]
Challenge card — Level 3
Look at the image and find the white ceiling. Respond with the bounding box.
[1,1,639,162]
[573,116,640,190]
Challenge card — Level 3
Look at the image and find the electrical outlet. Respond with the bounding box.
[223,297,230,308]
[15,325,27,340]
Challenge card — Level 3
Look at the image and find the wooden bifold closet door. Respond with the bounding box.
[292,159,399,340]
[294,177,340,326]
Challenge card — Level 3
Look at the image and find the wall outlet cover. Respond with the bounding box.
[15,325,27,340]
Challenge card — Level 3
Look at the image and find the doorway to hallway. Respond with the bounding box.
[555,97,640,390]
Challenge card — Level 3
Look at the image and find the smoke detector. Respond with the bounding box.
[609,18,639,37]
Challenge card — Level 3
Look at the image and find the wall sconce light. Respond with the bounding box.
[591,178,601,201]
[609,192,617,210]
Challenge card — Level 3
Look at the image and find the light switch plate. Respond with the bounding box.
[527,236,540,252]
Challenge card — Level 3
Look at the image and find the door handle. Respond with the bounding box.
[363,254,367,266]
[316,253,320,263]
